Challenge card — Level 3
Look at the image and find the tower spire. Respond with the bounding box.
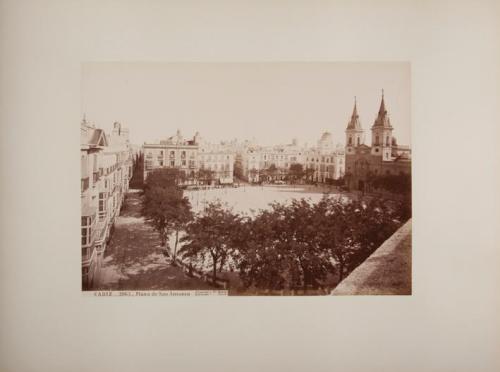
[373,89,391,128]
[378,89,387,115]
[347,96,362,129]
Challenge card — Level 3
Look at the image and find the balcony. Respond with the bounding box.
[94,220,107,244]
[82,246,95,263]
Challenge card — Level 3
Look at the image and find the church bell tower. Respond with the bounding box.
[371,90,393,160]
[345,97,364,155]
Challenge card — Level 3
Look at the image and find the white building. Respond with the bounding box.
[81,119,133,290]
[305,132,345,183]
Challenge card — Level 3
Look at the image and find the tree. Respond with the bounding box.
[233,159,244,181]
[370,173,411,195]
[197,168,215,185]
[144,167,186,191]
[288,163,305,183]
[305,167,315,182]
[142,186,185,247]
[142,168,193,256]
[129,152,144,189]
[237,199,331,291]
[170,196,193,264]
[267,164,278,180]
[179,201,240,284]
[316,197,360,282]
[248,168,259,183]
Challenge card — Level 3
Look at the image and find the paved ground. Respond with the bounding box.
[185,184,345,215]
[331,220,412,295]
[96,189,213,291]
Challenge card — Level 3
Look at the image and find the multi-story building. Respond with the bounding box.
[198,142,234,184]
[259,139,307,180]
[143,130,200,183]
[81,119,133,290]
[143,131,235,185]
[235,139,308,183]
[305,133,345,183]
[344,93,411,191]
[236,147,262,182]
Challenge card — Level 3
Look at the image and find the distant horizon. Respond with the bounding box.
[82,62,411,148]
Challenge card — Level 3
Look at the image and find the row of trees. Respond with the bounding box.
[246,163,315,183]
[142,168,410,292]
[129,152,144,189]
[179,196,406,291]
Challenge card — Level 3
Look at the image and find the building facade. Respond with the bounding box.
[344,93,411,191]
[143,131,234,185]
[81,120,133,290]
[198,142,234,184]
[305,133,345,183]
[143,130,199,183]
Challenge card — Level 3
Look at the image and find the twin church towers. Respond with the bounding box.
[343,90,411,191]
[345,90,395,161]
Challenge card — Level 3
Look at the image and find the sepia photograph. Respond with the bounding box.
[81,62,411,295]
[3,1,500,371]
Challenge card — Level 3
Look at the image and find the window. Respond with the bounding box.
[170,151,175,158]
[81,216,92,246]
[99,193,106,212]
[357,137,360,146]
[349,137,352,145]
[386,136,389,146]
[182,160,186,166]
[375,135,380,145]
[170,160,175,167]
[159,161,163,166]
[181,151,186,159]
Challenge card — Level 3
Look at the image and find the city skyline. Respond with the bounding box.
[82,62,411,147]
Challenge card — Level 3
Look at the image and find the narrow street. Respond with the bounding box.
[96,189,213,291]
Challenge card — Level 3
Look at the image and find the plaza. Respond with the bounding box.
[185,184,344,215]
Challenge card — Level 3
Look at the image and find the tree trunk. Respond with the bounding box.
[338,259,345,282]
[219,254,226,273]
[211,252,218,285]
[172,229,179,265]
[212,260,217,285]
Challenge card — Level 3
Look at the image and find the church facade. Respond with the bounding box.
[344,92,411,192]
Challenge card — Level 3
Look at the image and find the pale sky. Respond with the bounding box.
[82,62,410,147]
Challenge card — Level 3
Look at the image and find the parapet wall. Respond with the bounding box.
[332,219,412,295]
